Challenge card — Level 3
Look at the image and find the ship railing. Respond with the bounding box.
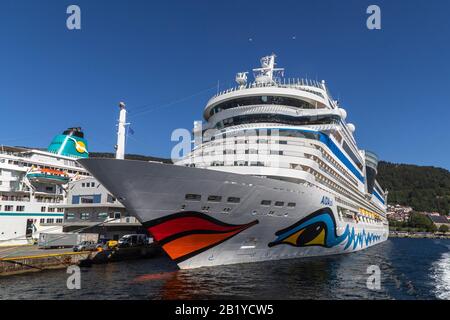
[211,78,325,100]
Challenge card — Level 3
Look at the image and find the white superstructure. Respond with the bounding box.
[178,54,387,216]
[0,128,90,246]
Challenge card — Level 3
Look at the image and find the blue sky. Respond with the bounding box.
[1,0,449,169]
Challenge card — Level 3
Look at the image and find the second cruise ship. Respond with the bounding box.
[80,55,389,269]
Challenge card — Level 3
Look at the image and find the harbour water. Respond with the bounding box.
[0,238,449,300]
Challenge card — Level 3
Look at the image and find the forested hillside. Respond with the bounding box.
[377,161,450,214]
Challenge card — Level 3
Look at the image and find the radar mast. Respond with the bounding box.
[253,54,284,84]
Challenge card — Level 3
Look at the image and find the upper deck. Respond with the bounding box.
[204,78,334,120]
[203,54,340,120]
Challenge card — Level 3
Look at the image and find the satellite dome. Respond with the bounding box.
[347,123,356,133]
[338,108,347,120]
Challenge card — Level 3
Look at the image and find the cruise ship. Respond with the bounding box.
[80,55,389,269]
[0,128,90,246]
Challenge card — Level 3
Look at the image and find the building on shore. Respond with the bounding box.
[53,177,147,242]
[386,204,413,222]
[426,214,450,230]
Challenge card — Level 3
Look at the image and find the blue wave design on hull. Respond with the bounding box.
[343,226,381,250]
[269,208,382,250]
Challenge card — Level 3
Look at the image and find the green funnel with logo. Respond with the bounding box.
[47,127,89,158]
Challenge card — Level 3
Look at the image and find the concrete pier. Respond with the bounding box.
[0,244,163,276]
[0,251,91,276]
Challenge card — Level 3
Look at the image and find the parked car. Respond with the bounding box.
[73,241,98,252]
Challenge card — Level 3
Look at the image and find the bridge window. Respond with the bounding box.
[210,96,315,116]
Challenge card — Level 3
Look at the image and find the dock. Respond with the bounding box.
[0,248,92,276]
[0,244,162,276]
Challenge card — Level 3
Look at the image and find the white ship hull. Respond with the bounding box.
[0,214,63,247]
[79,159,388,269]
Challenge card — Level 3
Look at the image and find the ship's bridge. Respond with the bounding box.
[203,55,334,121]
[204,80,331,121]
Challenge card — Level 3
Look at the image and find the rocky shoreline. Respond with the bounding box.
[389,231,450,239]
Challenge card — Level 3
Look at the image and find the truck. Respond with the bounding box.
[38,232,99,249]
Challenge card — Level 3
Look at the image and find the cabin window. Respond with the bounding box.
[261,200,271,206]
[227,197,240,203]
[207,195,222,202]
[287,202,296,208]
[185,194,201,201]
[274,201,284,207]
[66,213,75,220]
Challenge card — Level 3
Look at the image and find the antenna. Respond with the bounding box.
[253,54,284,84]
[235,72,248,88]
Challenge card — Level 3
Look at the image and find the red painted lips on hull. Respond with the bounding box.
[145,212,259,263]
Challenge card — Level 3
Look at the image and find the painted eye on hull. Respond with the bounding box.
[276,222,326,247]
[269,208,382,250]
[295,222,326,246]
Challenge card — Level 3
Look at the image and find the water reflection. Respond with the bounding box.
[0,239,449,300]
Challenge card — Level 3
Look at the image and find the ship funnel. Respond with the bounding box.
[47,127,89,158]
[364,150,378,194]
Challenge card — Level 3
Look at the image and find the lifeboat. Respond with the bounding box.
[26,168,70,185]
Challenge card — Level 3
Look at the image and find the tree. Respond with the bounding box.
[438,225,449,233]
[407,212,438,232]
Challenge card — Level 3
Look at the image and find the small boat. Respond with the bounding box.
[26,168,70,184]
